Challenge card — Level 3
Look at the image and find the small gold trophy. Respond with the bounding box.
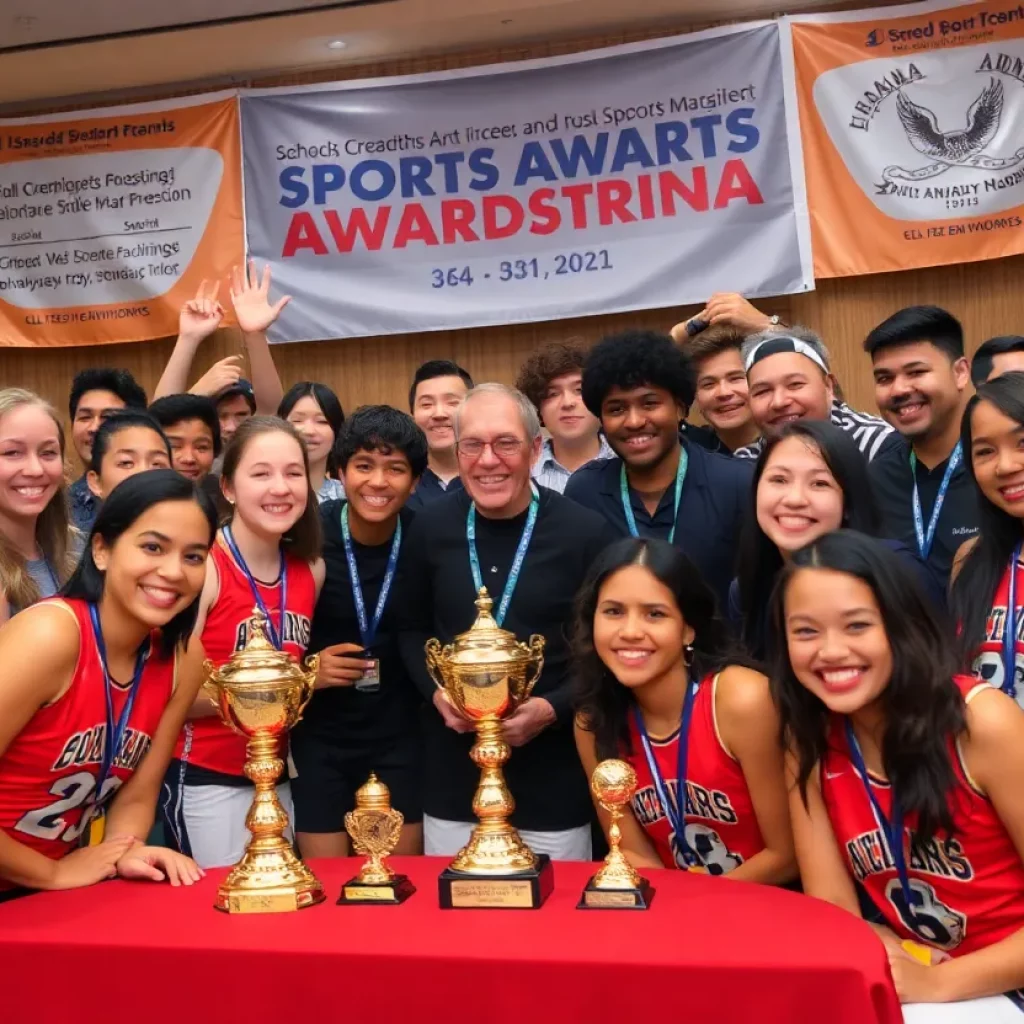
[425,588,551,909]
[578,759,656,910]
[337,773,415,905]
[203,609,325,913]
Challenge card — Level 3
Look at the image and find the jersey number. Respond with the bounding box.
[886,878,966,951]
[15,771,122,843]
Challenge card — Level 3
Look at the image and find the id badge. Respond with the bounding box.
[356,658,381,693]
[80,807,106,848]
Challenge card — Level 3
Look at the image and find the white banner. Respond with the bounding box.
[240,22,812,342]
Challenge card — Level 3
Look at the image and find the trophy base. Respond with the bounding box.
[214,844,326,914]
[337,874,416,905]
[439,854,553,909]
[576,876,656,910]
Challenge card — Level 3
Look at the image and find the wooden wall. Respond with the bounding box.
[2,21,1022,432]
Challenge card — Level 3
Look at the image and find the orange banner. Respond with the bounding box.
[788,0,1024,278]
[0,94,243,347]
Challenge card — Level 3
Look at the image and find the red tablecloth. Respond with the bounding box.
[0,857,900,1024]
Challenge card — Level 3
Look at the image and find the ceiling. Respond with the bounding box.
[0,0,909,112]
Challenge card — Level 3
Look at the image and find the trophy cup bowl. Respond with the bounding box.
[578,758,655,910]
[203,608,325,914]
[425,587,552,909]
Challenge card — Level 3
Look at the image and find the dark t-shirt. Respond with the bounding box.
[294,500,422,753]
[397,486,617,831]
[869,438,980,589]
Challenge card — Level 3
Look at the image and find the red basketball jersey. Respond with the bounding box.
[821,676,1024,955]
[172,539,315,777]
[0,599,176,867]
[971,556,1024,704]
[625,672,766,873]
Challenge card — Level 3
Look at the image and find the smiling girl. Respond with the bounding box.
[573,537,794,883]
[279,382,346,504]
[734,420,938,659]
[0,470,214,895]
[163,416,324,869]
[775,530,1024,1017]
[951,373,1024,705]
[0,389,76,624]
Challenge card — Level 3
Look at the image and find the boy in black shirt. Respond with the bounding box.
[290,405,428,858]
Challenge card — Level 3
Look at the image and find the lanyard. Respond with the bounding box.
[340,504,401,652]
[222,526,287,650]
[620,446,688,545]
[909,442,962,560]
[844,721,916,922]
[88,603,150,803]
[467,486,539,628]
[1004,545,1022,699]
[632,675,700,868]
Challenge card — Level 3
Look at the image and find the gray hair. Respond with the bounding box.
[454,382,541,443]
[741,324,833,374]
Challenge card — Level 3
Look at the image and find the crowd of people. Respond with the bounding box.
[2,265,1024,1015]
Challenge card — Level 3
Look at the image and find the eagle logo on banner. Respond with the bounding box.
[878,78,1024,193]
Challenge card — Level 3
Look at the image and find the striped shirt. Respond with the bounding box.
[532,435,615,493]
[733,400,896,462]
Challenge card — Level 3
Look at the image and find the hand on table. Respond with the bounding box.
[433,689,474,734]
[230,260,291,334]
[178,280,224,344]
[316,643,376,688]
[191,355,244,398]
[503,697,555,747]
[116,846,205,886]
[43,835,136,890]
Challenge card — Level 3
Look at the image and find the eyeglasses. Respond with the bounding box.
[456,438,525,459]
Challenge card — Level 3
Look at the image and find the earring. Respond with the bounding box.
[684,643,694,669]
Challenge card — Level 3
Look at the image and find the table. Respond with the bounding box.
[0,857,901,1024]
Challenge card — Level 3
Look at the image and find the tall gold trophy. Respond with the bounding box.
[425,588,551,909]
[203,609,325,913]
[578,759,655,909]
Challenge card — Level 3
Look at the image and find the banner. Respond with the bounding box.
[241,23,811,342]
[787,0,1024,278]
[0,94,243,347]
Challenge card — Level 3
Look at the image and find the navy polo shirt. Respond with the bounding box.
[405,466,464,513]
[564,439,752,611]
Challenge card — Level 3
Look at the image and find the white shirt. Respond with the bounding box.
[532,435,615,493]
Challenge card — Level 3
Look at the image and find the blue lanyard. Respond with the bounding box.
[620,446,688,545]
[467,486,539,628]
[340,504,401,652]
[1004,545,1022,699]
[88,603,150,803]
[844,721,917,924]
[222,526,287,650]
[909,442,961,560]
[632,675,700,868]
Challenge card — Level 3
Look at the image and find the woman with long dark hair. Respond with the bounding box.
[773,529,1024,1012]
[85,410,172,503]
[163,416,324,869]
[734,419,938,659]
[951,372,1024,701]
[279,382,346,504]
[0,470,215,895]
[573,537,794,883]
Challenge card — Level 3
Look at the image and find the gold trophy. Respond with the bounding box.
[578,759,656,909]
[425,588,551,909]
[337,773,415,905]
[203,609,325,913]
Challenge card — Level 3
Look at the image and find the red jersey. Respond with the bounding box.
[971,555,1024,704]
[625,672,766,873]
[821,675,1024,955]
[173,539,315,778]
[0,599,176,865]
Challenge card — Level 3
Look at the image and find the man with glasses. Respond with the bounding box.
[398,383,615,861]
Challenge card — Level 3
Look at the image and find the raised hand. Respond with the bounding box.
[230,260,292,334]
[191,355,244,398]
[178,280,224,344]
